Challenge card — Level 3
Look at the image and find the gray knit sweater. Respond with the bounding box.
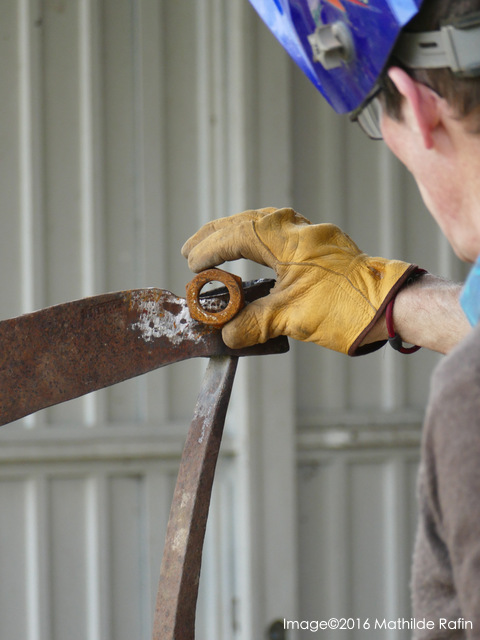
[412,322,480,639]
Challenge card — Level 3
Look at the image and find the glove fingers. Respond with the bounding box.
[182,210,278,273]
[181,208,276,261]
[185,227,256,272]
[221,295,283,349]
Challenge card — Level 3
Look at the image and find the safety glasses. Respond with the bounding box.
[350,86,383,140]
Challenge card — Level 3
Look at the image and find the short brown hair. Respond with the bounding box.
[381,0,480,129]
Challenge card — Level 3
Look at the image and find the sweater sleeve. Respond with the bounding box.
[418,324,480,636]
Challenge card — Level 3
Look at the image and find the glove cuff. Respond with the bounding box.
[349,265,426,357]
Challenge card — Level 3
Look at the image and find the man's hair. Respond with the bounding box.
[381,0,480,129]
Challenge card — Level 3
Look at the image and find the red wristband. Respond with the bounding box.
[385,268,427,354]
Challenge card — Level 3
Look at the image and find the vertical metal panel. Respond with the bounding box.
[26,475,51,640]
[0,480,29,639]
[298,451,420,639]
[0,1,26,316]
[43,2,83,307]
[196,460,239,639]
[85,475,109,640]
[18,0,45,317]
[349,460,391,619]
[382,458,419,621]
[108,475,148,640]
[48,477,89,640]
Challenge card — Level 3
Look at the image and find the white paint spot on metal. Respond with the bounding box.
[128,291,204,344]
[172,527,188,552]
[195,403,214,443]
[180,491,193,510]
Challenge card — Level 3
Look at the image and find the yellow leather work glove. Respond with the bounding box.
[181,208,418,355]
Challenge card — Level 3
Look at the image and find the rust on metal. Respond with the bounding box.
[0,279,287,425]
[153,355,238,639]
[186,268,244,326]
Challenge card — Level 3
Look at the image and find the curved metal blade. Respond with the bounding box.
[0,281,288,425]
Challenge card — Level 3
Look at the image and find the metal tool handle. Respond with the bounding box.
[152,355,238,639]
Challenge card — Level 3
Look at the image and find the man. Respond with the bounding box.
[183,0,480,636]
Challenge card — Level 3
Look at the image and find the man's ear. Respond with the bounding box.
[387,67,441,150]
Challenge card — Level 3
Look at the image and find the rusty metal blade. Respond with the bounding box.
[0,281,288,426]
[153,355,237,639]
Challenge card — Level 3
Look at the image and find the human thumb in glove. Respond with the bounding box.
[181,207,419,356]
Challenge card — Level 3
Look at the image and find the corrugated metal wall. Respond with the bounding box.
[0,1,467,639]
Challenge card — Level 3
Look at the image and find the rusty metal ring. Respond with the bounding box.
[186,268,244,326]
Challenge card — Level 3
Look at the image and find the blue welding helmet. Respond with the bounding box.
[248,0,423,113]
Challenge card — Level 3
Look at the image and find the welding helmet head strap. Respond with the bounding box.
[394,13,480,78]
